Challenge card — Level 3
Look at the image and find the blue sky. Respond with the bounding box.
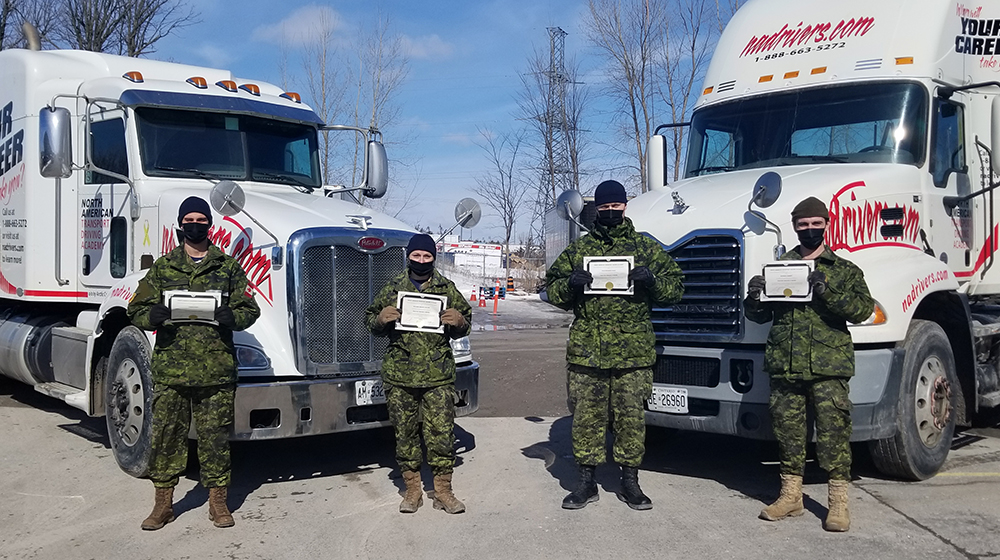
[150,1,626,240]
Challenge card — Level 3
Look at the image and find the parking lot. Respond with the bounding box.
[2,327,1000,560]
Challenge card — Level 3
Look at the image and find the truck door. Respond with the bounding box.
[79,108,131,289]
[927,94,973,276]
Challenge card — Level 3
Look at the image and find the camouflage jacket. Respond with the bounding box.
[127,244,261,387]
[366,269,472,389]
[545,218,684,369]
[744,246,874,381]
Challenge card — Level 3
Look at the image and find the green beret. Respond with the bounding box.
[791,196,829,221]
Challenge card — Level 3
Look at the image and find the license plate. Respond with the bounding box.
[647,386,688,414]
[355,379,386,406]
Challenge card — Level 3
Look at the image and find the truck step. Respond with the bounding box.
[34,382,88,412]
[972,322,1000,338]
[979,391,1000,409]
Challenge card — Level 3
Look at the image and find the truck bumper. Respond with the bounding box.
[645,346,903,442]
[230,361,480,441]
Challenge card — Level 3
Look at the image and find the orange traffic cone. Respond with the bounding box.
[470,289,477,302]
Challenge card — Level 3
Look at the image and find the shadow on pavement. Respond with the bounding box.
[521,412,878,513]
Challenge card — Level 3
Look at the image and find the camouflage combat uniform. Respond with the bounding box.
[366,270,472,475]
[128,244,260,489]
[546,217,684,467]
[744,246,874,480]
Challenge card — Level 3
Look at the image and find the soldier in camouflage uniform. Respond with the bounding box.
[744,196,873,532]
[127,197,260,531]
[366,233,472,514]
[546,180,684,511]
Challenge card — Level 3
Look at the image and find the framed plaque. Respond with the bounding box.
[583,256,634,295]
[759,260,815,302]
[395,292,448,333]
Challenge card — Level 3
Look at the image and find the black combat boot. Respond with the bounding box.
[562,464,599,509]
[619,466,652,510]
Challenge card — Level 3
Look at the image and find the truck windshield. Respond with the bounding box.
[135,107,321,189]
[685,82,928,178]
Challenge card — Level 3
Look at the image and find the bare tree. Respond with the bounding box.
[60,0,124,52]
[658,0,715,181]
[301,10,346,184]
[118,0,198,57]
[585,0,666,191]
[16,0,60,47]
[474,128,528,278]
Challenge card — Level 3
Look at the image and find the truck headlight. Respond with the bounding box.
[236,345,270,369]
[450,336,472,365]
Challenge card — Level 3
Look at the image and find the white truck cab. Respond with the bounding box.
[633,0,1000,479]
[0,48,479,476]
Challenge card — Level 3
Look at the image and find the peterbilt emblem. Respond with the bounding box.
[358,237,385,250]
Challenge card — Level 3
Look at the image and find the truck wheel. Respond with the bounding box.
[869,320,956,480]
[105,326,153,478]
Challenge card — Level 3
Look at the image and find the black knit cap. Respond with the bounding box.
[791,196,829,222]
[594,180,628,206]
[406,233,437,258]
[177,196,213,225]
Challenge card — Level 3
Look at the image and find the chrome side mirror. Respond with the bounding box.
[39,107,72,179]
[364,141,388,199]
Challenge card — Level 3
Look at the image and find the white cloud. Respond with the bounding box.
[442,133,475,146]
[401,34,454,60]
[253,5,343,48]
[194,44,236,68]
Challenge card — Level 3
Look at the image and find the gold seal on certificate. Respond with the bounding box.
[395,292,448,333]
[583,255,634,295]
[760,260,815,302]
[163,290,223,324]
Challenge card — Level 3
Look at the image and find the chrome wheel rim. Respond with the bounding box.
[913,356,951,448]
[109,358,145,447]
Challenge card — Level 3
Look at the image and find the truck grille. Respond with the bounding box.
[299,244,404,369]
[653,356,720,387]
[652,233,742,341]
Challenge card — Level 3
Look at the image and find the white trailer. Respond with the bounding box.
[0,47,478,477]
[630,0,1000,479]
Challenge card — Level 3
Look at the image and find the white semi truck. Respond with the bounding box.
[0,46,479,476]
[626,0,1000,480]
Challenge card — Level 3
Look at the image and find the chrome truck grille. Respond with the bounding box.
[288,228,413,375]
[651,231,743,341]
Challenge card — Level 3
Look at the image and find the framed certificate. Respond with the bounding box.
[395,292,448,333]
[163,290,222,324]
[583,256,634,295]
[759,260,815,302]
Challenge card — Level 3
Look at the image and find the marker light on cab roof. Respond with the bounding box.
[122,71,143,83]
[216,80,237,93]
[187,76,208,89]
[896,57,914,65]
[280,92,302,103]
[239,83,261,96]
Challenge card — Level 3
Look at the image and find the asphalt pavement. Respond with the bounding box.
[3,304,1000,559]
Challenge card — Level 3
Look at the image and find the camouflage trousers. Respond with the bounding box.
[385,382,456,475]
[149,383,235,489]
[568,364,652,467]
[769,377,853,481]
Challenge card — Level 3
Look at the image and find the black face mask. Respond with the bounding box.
[408,259,434,277]
[596,209,625,228]
[181,222,210,244]
[796,227,826,250]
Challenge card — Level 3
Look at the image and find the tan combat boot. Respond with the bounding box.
[431,473,466,514]
[141,487,175,530]
[208,486,235,528]
[399,470,423,513]
[824,479,851,532]
[759,473,805,521]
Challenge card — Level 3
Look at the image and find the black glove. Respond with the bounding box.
[628,266,655,288]
[747,275,765,301]
[568,269,593,292]
[215,305,237,329]
[809,270,827,297]
[149,304,170,327]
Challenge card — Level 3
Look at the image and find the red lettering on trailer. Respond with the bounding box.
[740,16,875,58]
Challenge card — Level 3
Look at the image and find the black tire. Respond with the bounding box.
[869,320,957,480]
[104,326,154,478]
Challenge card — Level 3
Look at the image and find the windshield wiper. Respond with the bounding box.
[689,165,735,175]
[801,155,848,163]
[150,166,229,181]
[255,172,316,193]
